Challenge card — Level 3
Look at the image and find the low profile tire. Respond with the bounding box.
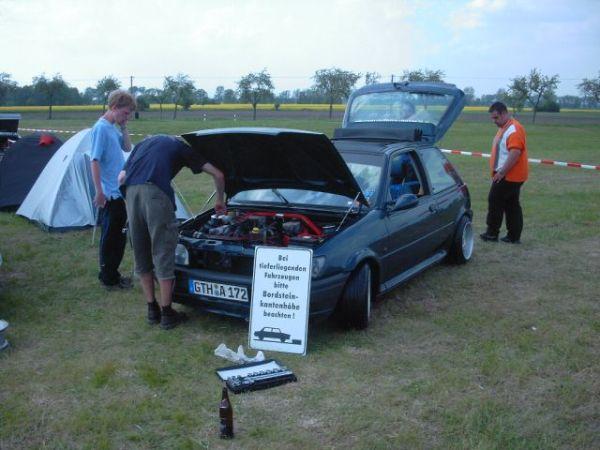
[337,264,372,330]
[449,215,474,264]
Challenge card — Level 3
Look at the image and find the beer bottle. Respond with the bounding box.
[219,387,234,439]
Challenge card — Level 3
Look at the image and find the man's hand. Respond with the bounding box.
[492,169,505,183]
[214,200,227,215]
[94,191,107,208]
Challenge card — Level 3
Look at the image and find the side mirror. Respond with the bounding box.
[391,194,419,211]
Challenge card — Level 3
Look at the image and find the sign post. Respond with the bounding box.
[249,246,312,355]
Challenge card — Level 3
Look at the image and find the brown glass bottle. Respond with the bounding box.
[219,387,234,439]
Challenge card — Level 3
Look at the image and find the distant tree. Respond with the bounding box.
[558,95,582,109]
[223,89,238,103]
[577,72,600,107]
[400,69,445,82]
[0,73,17,106]
[295,87,323,104]
[503,85,527,113]
[365,72,381,85]
[463,86,476,105]
[63,86,84,105]
[276,90,293,104]
[196,88,209,105]
[130,85,147,97]
[96,76,121,112]
[213,85,225,103]
[32,73,70,119]
[313,67,361,118]
[135,95,150,112]
[508,68,559,123]
[164,73,196,119]
[82,87,98,104]
[237,69,275,120]
[144,88,170,118]
[536,90,560,113]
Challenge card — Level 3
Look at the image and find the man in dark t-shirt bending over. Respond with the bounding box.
[120,135,225,330]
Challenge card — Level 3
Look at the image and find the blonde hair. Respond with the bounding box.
[107,89,137,110]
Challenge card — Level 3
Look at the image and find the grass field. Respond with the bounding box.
[1,111,599,449]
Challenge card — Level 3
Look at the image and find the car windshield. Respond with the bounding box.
[229,152,383,208]
[347,91,455,125]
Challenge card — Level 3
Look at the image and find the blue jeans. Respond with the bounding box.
[98,198,127,285]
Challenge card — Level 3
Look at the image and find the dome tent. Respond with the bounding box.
[0,132,63,210]
[17,129,190,231]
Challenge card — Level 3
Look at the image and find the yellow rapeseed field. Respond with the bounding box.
[2,104,598,114]
[0,103,346,113]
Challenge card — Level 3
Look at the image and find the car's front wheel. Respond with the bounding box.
[449,215,474,264]
[337,264,372,330]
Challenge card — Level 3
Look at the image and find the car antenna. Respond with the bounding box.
[336,192,362,232]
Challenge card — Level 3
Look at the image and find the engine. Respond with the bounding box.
[180,210,339,248]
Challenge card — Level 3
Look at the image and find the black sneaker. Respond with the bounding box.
[500,236,521,244]
[103,276,133,291]
[147,302,161,325]
[480,232,499,242]
[160,307,188,330]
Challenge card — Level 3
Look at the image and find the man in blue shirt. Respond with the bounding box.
[120,134,225,329]
[90,89,136,289]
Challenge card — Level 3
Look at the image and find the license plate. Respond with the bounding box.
[188,279,249,302]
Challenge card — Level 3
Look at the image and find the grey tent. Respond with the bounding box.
[0,133,63,210]
[17,128,190,231]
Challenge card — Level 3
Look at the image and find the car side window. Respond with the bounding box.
[388,152,423,201]
[418,149,457,194]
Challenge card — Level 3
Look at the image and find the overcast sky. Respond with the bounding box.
[1,0,599,97]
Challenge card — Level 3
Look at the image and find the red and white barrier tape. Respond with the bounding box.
[16,128,599,171]
[441,148,600,171]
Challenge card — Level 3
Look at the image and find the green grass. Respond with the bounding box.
[1,111,599,449]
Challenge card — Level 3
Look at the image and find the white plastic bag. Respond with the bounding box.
[214,343,265,364]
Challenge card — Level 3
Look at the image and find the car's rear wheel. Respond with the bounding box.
[449,215,474,264]
[337,264,372,330]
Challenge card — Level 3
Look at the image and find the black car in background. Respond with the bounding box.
[173,82,473,329]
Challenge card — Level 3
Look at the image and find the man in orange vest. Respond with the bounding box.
[480,102,529,244]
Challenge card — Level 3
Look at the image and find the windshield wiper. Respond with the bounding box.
[271,188,289,204]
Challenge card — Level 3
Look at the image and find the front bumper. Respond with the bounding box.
[173,266,349,321]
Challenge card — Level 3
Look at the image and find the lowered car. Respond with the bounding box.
[173,82,473,329]
[254,327,291,342]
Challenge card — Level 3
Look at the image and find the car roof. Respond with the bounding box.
[333,136,428,157]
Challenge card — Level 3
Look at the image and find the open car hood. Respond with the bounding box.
[181,128,368,206]
[341,82,465,143]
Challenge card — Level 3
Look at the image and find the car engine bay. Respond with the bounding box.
[179,209,346,248]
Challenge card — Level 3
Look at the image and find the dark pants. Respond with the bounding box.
[98,198,127,285]
[486,179,524,241]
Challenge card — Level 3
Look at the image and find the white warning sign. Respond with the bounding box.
[249,246,312,355]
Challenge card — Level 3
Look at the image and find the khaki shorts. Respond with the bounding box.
[125,183,178,280]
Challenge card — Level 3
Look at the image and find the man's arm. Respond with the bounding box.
[118,170,126,186]
[493,149,521,183]
[91,160,106,207]
[201,162,226,213]
[120,125,132,152]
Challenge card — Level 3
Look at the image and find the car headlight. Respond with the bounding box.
[174,243,189,266]
[312,256,326,278]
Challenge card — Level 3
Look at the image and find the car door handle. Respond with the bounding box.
[429,204,438,213]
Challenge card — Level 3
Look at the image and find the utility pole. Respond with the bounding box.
[130,75,134,94]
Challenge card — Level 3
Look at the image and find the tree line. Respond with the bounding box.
[1,68,598,122]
